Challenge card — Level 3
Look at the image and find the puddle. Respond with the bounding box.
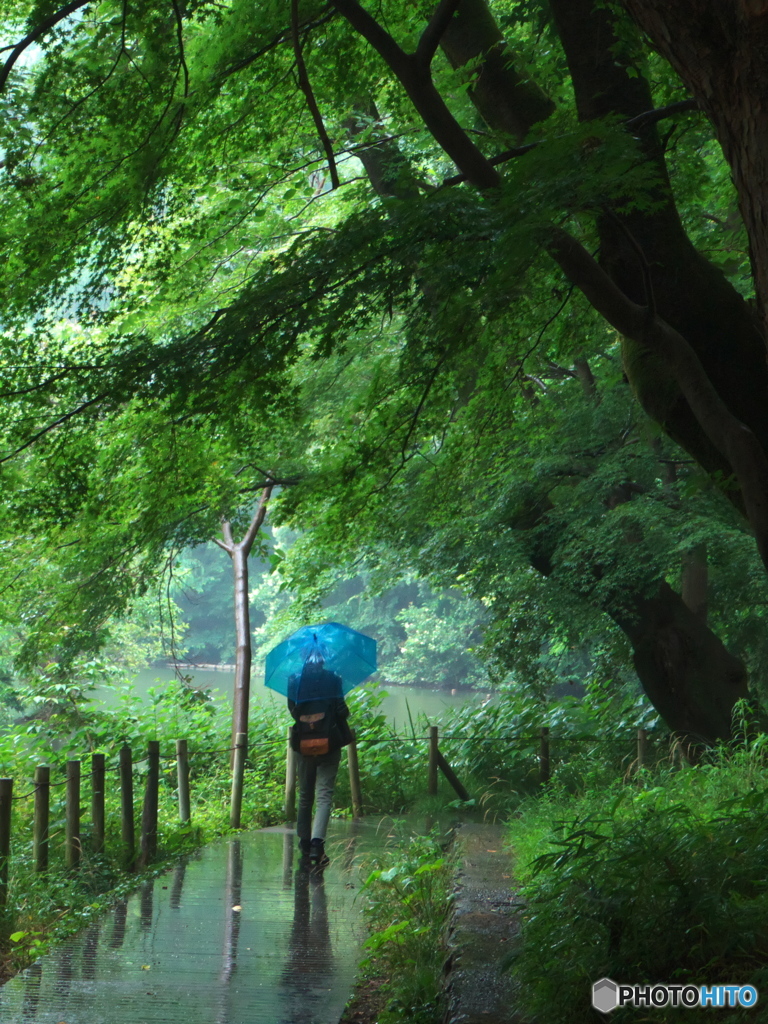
[0,821,378,1024]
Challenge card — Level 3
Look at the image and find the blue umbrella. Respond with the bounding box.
[265,622,377,702]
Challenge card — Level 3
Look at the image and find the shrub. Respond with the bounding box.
[359,829,452,1024]
[509,755,768,1023]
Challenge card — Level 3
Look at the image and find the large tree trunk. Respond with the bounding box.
[682,544,708,622]
[550,0,768,489]
[524,484,749,746]
[623,0,768,333]
[440,0,554,142]
[613,582,747,749]
[342,6,757,745]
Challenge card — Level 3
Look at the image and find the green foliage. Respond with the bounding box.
[360,829,452,1024]
[336,683,426,814]
[508,741,768,1023]
[438,673,660,815]
[1,0,767,759]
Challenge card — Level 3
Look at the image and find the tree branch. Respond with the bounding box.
[220,520,235,550]
[439,101,700,188]
[332,0,500,189]
[214,9,336,81]
[546,226,768,572]
[291,0,339,188]
[415,0,462,67]
[624,97,700,130]
[170,0,190,99]
[241,483,274,555]
[213,537,233,555]
[0,394,106,464]
[331,0,411,77]
[440,142,537,186]
[0,0,90,92]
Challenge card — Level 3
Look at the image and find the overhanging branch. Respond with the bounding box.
[291,0,339,188]
[0,0,90,92]
[546,226,768,572]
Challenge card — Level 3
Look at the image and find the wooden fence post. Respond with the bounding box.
[91,753,105,855]
[138,741,160,868]
[347,732,363,818]
[637,728,648,770]
[539,727,550,785]
[428,726,439,795]
[65,760,81,869]
[176,739,191,824]
[34,765,50,872]
[230,732,247,829]
[119,745,135,868]
[0,779,12,907]
[284,727,296,822]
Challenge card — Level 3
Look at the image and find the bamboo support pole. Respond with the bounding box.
[65,760,81,869]
[33,765,49,873]
[637,727,648,769]
[539,727,550,785]
[176,739,191,824]
[284,727,296,822]
[230,732,247,829]
[436,749,470,801]
[119,745,135,868]
[138,741,160,868]
[91,753,105,855]
[347,732,363,818]
[0,779,12,907]
[428,725,439,795]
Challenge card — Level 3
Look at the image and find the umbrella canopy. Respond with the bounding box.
[265,622,377,702]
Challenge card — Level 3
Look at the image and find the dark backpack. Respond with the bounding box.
[290,699,351,756]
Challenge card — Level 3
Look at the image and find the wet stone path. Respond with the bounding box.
[0,822,376,1024]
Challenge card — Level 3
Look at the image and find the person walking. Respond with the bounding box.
[288,649,353,868]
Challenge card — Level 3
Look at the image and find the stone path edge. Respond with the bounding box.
[442,822,527,1024]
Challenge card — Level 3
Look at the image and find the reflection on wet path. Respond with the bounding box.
[1,822,372,1024]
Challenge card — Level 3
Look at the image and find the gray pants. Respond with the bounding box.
[296,748,342,843]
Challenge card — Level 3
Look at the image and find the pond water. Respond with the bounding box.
[93,666,490,734]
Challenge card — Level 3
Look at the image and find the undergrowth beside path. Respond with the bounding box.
[342,828,452,1024]
[509,727,768,1023]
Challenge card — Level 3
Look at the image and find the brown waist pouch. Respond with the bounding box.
[299,736,330,756]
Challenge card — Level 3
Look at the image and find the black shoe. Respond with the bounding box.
[309,838,330,868]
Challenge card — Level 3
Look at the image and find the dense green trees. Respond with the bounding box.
[2,0,768,746]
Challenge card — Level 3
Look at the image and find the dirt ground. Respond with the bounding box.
[339,973,389,1024]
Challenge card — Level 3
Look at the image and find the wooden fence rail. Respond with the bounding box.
[0,738,238,882]
[420,723,655,797]
[0,721,655,893]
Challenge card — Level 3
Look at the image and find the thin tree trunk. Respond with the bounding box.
[230,544,251,761]
[215,484,273,767]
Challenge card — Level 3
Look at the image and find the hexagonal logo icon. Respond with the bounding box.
[592,977,619,1013]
